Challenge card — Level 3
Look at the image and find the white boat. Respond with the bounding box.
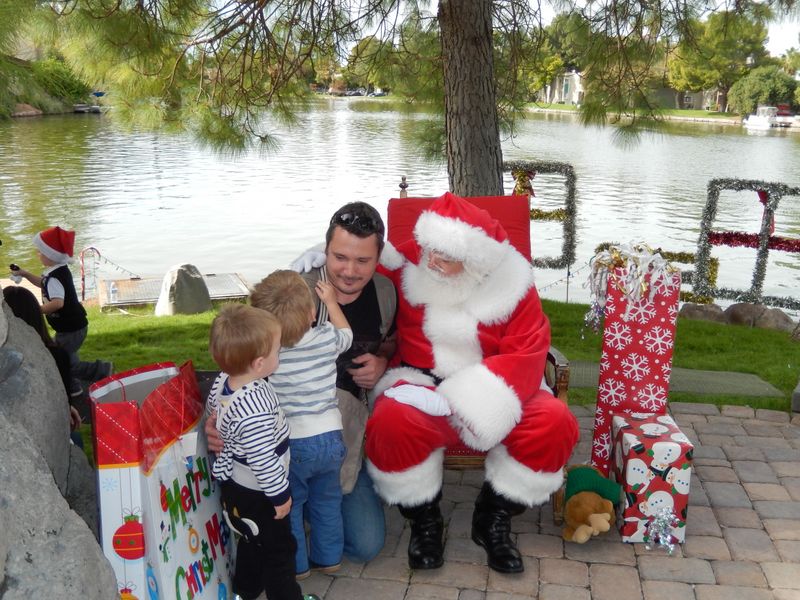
[743,105,792,130]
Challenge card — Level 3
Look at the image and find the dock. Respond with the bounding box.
[97,272,250,309]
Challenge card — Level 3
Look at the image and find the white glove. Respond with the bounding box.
[384,384,452,416]
[290,250,327,273]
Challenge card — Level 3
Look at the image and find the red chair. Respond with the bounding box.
[386,194,570,469]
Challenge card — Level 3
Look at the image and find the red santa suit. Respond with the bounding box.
[365,192,579,508]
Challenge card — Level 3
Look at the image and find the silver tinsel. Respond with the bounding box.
[644,507,678,554]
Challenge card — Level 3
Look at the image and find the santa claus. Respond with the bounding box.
[365,192,579,573]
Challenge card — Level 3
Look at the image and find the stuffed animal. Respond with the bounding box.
[562,465,622,543]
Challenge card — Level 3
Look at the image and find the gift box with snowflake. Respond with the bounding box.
[611,413,693,543]
[586,243,681,475]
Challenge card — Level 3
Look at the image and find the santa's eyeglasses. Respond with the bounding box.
[331,212,381,234]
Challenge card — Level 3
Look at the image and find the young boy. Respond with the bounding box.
[206,304,318,600]
[250,270,353,580]
[11,226,111,395]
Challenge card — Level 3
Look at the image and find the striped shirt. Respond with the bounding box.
[270,322,353,439]
[206,374,291,505]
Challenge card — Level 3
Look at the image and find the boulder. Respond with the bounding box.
[155,263,212,316]
[724,303,766,327]
[679,302,727,324]
[753,307,796,334]
[65,443,100,540]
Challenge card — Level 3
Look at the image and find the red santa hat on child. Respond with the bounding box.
[33,226,76,264]
[414,192,511,276]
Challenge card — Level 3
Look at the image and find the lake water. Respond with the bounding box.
[1,99,799,308]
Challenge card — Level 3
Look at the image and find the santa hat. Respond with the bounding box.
[33,226,76,264]
[414,192,510,276]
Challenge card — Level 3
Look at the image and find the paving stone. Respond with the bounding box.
[486,560,541,595]
[773,591,800,600]
[713,507,763,529]
[406,583,461,600]
[460,470,485,487]
[360,555,412,582]
[710,559,767,587]
[742,422,786,437]
[325,576,408,600]
[723,528,779,561]
[761,562,800,589]
[633,543,683,557]
[695,465,739,483]
[772,462,800,477]
[538,583,591,600]
[444,537,488,564]
[682,535,731,560]
[755,408,790,423]
[671,403,719,416]
[703,482,753,508]
[693,458,731,467]
[539,558,589,587]
[443,469,462,484]
[694,422,747,436]
[774,539,800,562]
[333,558,366,579]
[410,561,489,590]
[517,533,564,558]
[762,447,800,461]
[693,585,773,600]
[637,556,715,584]
[564,540,636,565]
[589,564,642,600]
[723,445,765,461]
[731,460,780,483]
[458,591,485,600]
[446,508,473,538]
[721,405,755,419]
[783,478,800,501]
[752,500,800,519]
[692,446,726,459]
[570,405,593,417]
[700,434,734,447]
[743,482,792,501]
[688,480,711,507]
[763,518,800,540]
[685,506,722,537]
[734,435,792,449]
[674,413,709,425]
[793,414,800,426]
[485,593,531,600]
[706,415,745,425]
[443,483,484,504]
[641,580,696,600]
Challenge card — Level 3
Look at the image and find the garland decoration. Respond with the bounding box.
[584,243,678,331]
[504,160,577,270]
[693,178,800,311]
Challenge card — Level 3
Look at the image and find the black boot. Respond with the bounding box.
[471,482,526,573]
[398,494,444,570]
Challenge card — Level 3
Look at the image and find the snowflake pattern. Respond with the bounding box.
[101,476,119,493]
[626,299,657,324]
[667,303,678,324]
[652,273,680,297]
[636,383,668,412]
[592,432,612,459]
[600,350,609,372]
[661,361,672,382]
[622,353,650,381]
[604,294,616,316]
[604,321,632,350]
[644,326,674,355]
[598,378,626,406]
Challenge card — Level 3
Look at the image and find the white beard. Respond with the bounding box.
[406,251,486,307]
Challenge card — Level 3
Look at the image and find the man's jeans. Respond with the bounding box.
[288,430,347,574]
[342,464,386,563]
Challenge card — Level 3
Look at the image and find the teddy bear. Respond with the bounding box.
[561,465,622,544]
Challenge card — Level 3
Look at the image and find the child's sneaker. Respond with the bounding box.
[309,560,341,575]
[295,569,311,581]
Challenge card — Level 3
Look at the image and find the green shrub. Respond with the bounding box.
[30,58,91,104]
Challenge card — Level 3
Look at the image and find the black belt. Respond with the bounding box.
[400,362,443,386]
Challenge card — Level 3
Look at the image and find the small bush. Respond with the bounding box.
[30,58,91,104]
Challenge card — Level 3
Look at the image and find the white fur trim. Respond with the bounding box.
[379,240,405,271]
[484,445,564,506]
[365,449,444,505]
[423,304,482,377]
[440,364,521,451]
[369,367,436,406]
[415,211,508,277]
[33,233,71,264]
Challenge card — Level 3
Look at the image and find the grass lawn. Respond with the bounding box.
[524,104,741,120]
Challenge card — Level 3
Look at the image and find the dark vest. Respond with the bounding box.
[42,265,88,333]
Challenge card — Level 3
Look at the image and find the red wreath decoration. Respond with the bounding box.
[708,232,800,253]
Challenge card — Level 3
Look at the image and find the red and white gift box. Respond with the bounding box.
[611,412,693,543]
[590,265,681,475]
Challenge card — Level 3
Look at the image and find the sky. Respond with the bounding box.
[767,21,799,55]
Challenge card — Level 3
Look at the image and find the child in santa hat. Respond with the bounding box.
[10,226,112,396]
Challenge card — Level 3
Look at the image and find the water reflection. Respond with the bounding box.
[0,103,798,307]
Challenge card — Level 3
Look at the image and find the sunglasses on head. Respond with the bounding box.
[331,212,380,233]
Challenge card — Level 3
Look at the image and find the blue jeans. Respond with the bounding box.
[288,431,346,574]
[342,463,385,562]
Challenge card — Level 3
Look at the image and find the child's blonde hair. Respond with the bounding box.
[250,270,315,348]
[209,304,281,375]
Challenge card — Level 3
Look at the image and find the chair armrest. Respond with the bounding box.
[545,346,570,403]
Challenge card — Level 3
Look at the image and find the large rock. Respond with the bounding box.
[679,302,727,324]
[753,307,796,334]
[155,263,212,316]
[65,443,100,539]
[0,411,116,598]
[723,303,797,334]
[724,302,764,326]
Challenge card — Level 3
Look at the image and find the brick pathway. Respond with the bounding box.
[294,403,800,600]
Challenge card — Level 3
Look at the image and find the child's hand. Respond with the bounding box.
[315,280,337,306]
[274,497,292,519]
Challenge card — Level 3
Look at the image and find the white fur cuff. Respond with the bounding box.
[484,445,564,506]
[365,449,444,506]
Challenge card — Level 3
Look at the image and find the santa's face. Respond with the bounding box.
[325,227,381,301]
[426,249,465,277]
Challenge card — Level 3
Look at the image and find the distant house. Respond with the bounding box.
[539,70,584,105]
[652,87,718,111]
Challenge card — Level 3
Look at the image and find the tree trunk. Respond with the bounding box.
[438,0,504,197]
